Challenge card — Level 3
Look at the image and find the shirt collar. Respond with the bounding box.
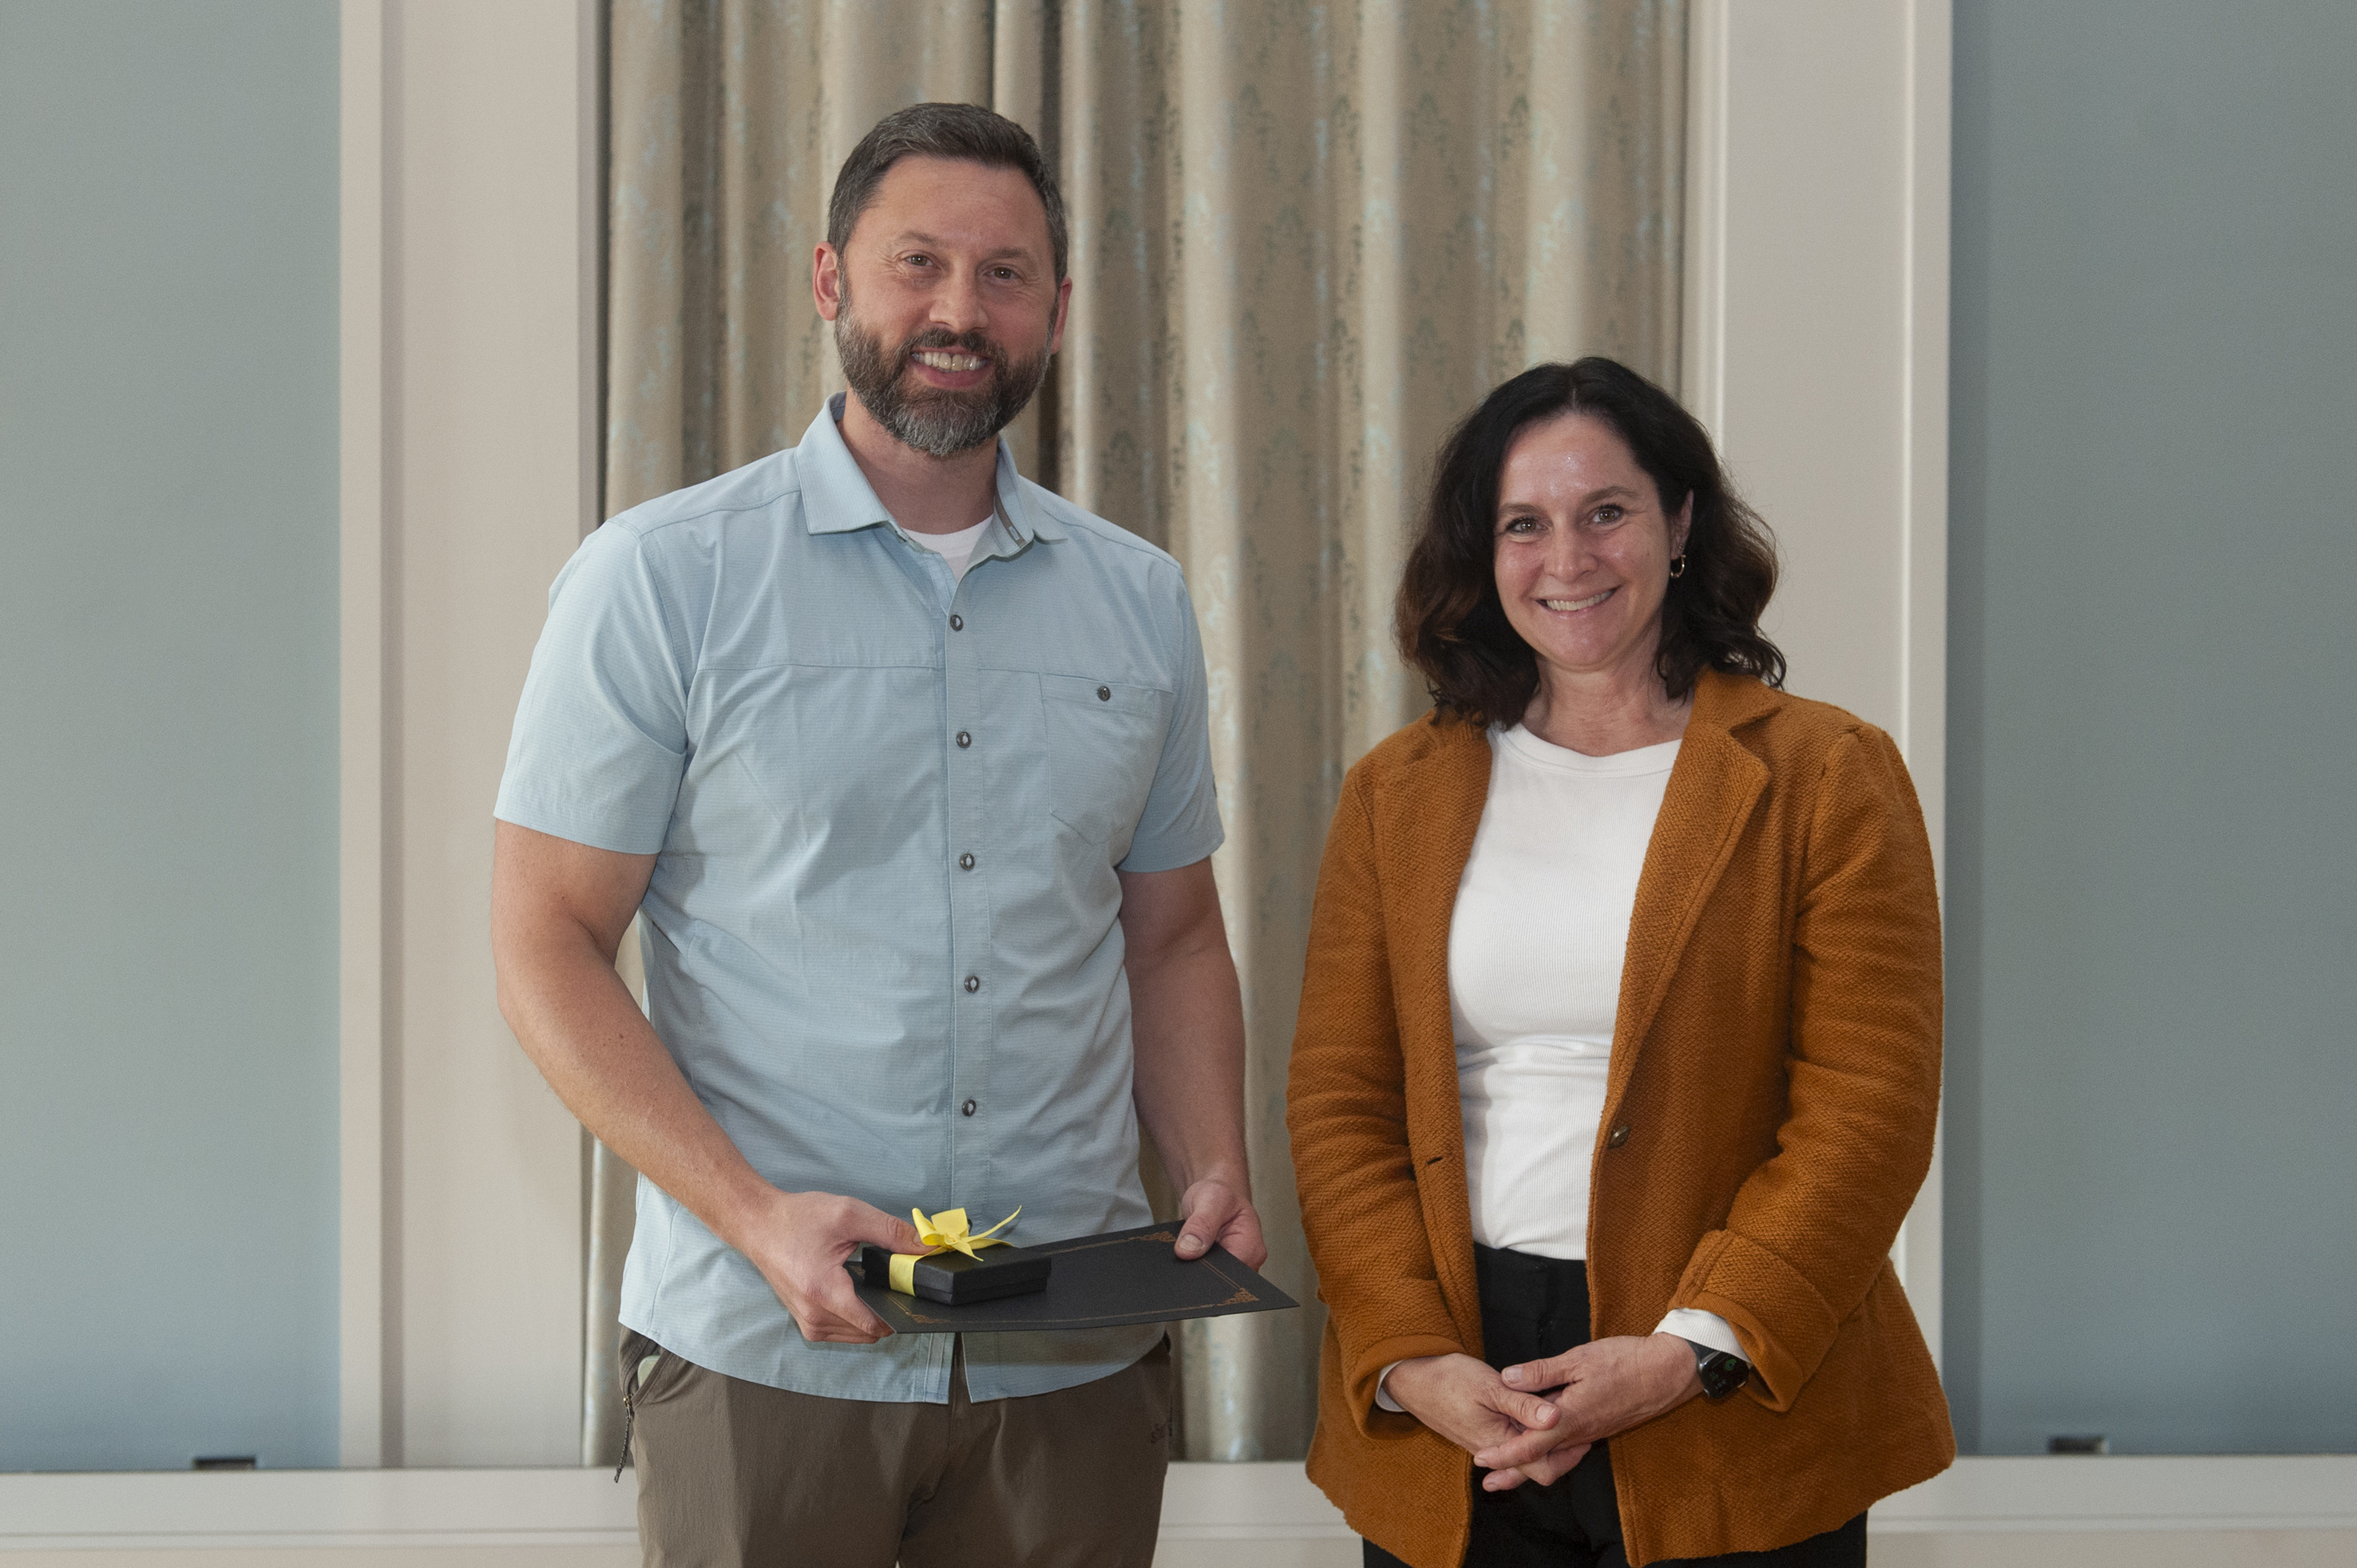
[799,393,1065,546]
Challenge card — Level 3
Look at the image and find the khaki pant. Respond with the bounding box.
[624,1328,1173,1567]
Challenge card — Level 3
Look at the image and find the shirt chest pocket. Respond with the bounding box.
[1039,673,1166,856]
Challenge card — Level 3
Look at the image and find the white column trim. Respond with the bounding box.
[1896,0,1954,1367]
[1678,0,1729,436]
[1899,0,1953,863]
[574,0,603,535]
[337,0,394,1473]
[1684,0,1952,1348]
[337,0,604,1468]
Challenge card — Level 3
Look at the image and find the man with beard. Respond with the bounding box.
[490,104,1262,1565]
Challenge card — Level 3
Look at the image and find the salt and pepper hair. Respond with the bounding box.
[1396,357,1785,725]
[827,102,1068,282]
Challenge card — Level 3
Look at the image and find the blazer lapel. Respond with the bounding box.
[1606,676,1772,1113]
[1385,724,1490,1056]
[1378,719,1491,1331]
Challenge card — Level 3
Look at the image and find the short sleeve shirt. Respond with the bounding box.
[493,398,1224,1403]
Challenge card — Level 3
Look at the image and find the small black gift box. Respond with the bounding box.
[858,1243,1053,1306]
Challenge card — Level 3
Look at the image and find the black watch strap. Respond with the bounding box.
[1678,1336,1749,1401]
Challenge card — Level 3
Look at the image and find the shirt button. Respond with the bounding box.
[1606,1123,1631,1149]
[949,614,964,631]
[958,853,975,870]
[961,1099,978,1117]
[1097,685,1111,701]
[964,975,980,993]
[955,731,971,749]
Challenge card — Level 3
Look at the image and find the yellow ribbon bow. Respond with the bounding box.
[887,1206,1020,1295]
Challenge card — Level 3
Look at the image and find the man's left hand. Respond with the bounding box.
[1174,1176,1266,1269]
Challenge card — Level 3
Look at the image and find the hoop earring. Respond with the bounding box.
[1668,553,1688,579]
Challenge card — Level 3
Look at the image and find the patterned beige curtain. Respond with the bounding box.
[594,0,1686,1463]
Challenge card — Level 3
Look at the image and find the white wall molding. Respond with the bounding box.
[1692,0,1951,859]
[1896,0,1954,1358]
[337,0,605,1470]
[336,0,394,1474]
[1682,0,1952,1350]
[7,1460,2354,1553]
[1899,0,1953,872]
[1677,0,1728,436]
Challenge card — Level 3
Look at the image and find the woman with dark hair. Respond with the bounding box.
[1287,358,1952,1567]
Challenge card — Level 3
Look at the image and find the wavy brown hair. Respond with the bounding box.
[1396,358,1783,725]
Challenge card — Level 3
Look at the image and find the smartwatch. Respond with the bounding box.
[1678,1336,1749,1402]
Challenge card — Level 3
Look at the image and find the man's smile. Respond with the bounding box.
[911,348,989,373]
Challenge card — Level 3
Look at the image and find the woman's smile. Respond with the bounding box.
[1536,588,1615,614]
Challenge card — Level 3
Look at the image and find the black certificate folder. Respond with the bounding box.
[849,1222,1298,1334]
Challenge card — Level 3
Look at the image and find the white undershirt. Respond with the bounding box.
[1454,723,1678,1257]
[905,514,994,580]
[1373,723,1741,1412]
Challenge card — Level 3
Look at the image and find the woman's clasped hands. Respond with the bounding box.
[1382,1353,1587,1487]
[1390,1333,1705,1493]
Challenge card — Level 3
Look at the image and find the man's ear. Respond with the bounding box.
[1048,273,1074,356]
[813,243,842,322]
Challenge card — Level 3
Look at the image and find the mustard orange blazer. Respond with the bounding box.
[1285,671,1955,1568]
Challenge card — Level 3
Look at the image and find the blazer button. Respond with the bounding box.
[963,975,981,993]
[958,853,975,870]
[1606,1124,1631,1149]
[955,731,972,749]
[949,613,964,632]
[1096,685,1111,700]
[961,1099,978,1117]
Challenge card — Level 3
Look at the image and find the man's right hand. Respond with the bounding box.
[493,823,926,1348]
[1381,1352,1574,1469]
[737,1190,925,1344]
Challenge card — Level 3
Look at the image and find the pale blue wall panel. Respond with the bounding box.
[1947,0,2357,1455]
[0,0,341,1470]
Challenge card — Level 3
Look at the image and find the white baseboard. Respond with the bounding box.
[0,1469,637,1552]
[1159,1463,1351,1541]
[4,1457,2353,1554]
[1874,1455,2357,1534]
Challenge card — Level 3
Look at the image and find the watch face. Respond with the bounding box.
[1697,1352,1747,1400]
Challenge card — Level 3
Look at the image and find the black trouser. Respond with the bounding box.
[1363,1245,1866,1568]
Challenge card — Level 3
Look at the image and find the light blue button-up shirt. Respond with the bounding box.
[495,398,1223,1403]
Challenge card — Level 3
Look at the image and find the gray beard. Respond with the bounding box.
[834,306,1050,460]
